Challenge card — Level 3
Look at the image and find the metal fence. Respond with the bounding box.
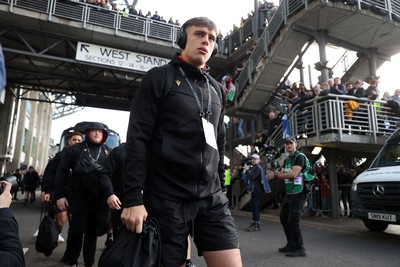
[306,184,352,217]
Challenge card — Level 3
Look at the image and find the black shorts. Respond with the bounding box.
[144,191,239,267]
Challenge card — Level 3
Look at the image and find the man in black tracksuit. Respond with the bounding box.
[100,143,126,233]
[54,122,110,267]
[121,17,242,267]
[41,132,83,243]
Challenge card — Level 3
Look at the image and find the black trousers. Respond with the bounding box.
[279,190,308,251]
[64,208,99,266]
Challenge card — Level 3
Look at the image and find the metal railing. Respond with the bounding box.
[306,184,352,217]
[267,94,400,150]
[2,0,400,108]
[232,0,400,105]
[0,0,257,55]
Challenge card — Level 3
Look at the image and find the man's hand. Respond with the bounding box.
[121,205,147,234]
[267,171,275,180]
[56,197,69,211]
[0,181,12,208]
[107,194,121,210]
[41,192,51,202]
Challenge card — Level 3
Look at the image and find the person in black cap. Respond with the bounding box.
[54,122,110,267]
[272,136,313,257]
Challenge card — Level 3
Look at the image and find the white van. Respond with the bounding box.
[351,129,400,232]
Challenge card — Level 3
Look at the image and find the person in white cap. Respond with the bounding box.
[242,153,272,232]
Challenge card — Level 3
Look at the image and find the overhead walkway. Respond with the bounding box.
[229,0,400,114]
[0,0,258,111]
[228,0,400,213]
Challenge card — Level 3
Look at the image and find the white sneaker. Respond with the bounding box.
[58,234,65,243]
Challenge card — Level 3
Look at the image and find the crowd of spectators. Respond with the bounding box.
[66,0,182,26]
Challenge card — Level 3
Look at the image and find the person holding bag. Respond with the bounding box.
[54,122,110,267]
[122,17,242,267]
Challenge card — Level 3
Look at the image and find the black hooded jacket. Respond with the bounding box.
[124,53,226,207]
[54,122,110,211]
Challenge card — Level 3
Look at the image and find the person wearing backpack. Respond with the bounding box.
[122,17,242,267]
[54,122,110,267]
[273,136,314,257]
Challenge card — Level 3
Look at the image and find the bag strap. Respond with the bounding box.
[39,202,49,224]
[144,218,162,266]
[160,63,176,101]
[160,64,226,109]
[204,72,226,108]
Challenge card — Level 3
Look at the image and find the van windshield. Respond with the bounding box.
[371,142,400,167]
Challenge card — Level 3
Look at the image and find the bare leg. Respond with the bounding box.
[203,248,242,267]
[55,211,67,232]
[187,236,191,260]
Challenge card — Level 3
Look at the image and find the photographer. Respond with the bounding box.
[0,180,26,267]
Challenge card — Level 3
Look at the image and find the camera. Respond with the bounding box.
[0,175,19,195]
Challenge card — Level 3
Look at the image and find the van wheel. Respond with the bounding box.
[363,220,388,232]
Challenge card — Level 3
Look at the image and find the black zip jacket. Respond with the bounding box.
[124,53,226,207]
[54,141,110,211]
[101,143,126,203]
[41,150,63,196]
[0,208,25,267]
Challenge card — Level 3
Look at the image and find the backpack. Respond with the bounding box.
[293,151,316,193]
[35,202,59,257]
[293,151,315,181]
[159,63,226,108]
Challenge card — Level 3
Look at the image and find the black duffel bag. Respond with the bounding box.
[35,202,59,257]
[98,218,161,267]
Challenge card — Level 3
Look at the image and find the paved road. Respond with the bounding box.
[11,192,400,267]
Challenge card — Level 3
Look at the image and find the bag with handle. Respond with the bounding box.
[98,218,161,267]
[35,202,59,257]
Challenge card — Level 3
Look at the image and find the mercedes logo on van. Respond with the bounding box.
[373,185,384,197]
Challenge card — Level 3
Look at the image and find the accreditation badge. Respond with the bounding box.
[202,118,218,150]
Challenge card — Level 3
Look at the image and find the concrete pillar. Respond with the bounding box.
[13,89,28,171]
[367,48,378,80]
[298,55,305,84]
[253,0,260,38]
[25,91,38,168]
[326,148,340,219]
[35,100,48,173]
[0,89,14,174]
[315,31,330,83]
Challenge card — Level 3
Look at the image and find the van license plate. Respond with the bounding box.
[368,212,396,222]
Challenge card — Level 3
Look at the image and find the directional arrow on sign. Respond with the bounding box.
[80,43,90,53]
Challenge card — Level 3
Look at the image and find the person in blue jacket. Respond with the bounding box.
[242,153,273,232]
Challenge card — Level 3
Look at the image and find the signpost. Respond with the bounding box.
[76,42,169,72]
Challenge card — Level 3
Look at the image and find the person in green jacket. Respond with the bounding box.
[273,136,313,257]
[224,164,232,206]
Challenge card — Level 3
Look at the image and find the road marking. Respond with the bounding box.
[33,230,38,236]
[23,248,29,254]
